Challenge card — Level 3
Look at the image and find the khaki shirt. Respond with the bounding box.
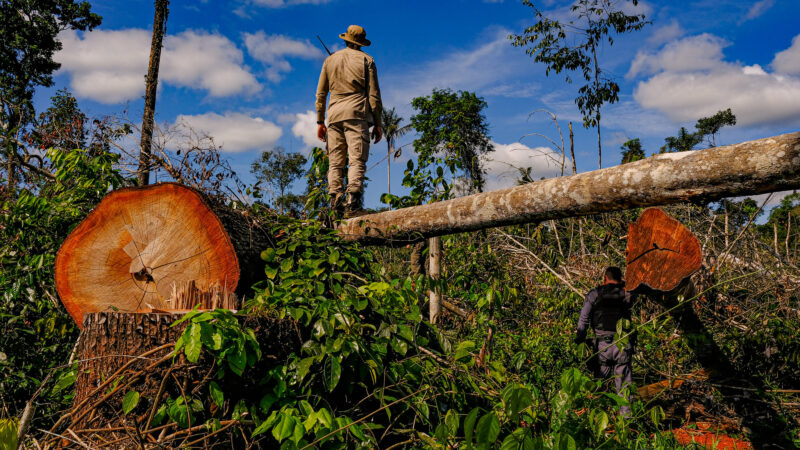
[316,47,383,128]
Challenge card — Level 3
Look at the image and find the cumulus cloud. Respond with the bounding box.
[646,20,684,46]
[630,33,800,126]
[244,32,324,82]
[627,33,728,78]
[291,110,320,150]
[741,0,775,22]
[57,29,260,103]
[174,112,282,152]
[772,34,800,75]
[482,141,568,191]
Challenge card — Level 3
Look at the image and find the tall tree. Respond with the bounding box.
[695,107,736,147]
[0,0,101,193]
[138,0,170,186]
[251,146,308,214]
[620,138,644,164]
[511,0,649,169]
[661,109,737,153]
[380,107,412,200]
[410,89,494,194]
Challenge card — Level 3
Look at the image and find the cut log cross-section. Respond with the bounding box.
[55,183,271,327]
[626,207,702,292]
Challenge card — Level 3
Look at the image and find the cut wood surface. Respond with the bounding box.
[55,183,271,326]
[339,132,800,244]
[626,208,702,292]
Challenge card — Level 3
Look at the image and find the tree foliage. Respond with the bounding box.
[620,138,644,164]
[511,0,649,168]
[0,0,101,189]
[251,146,308,214]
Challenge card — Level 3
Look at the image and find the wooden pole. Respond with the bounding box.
[428,236,441,323]
[339,132,800,245]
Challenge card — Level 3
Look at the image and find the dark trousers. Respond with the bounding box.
[596,334,633,415]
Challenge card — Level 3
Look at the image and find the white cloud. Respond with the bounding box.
[482,141,568,191]
[646,20,684,46]
[291,110,321,150]
[631,33,800,126]
[772,34,800,75]
[174,112,282,152]
[627,33,728,78]
[742,0,775,22]
[57,29,261,103]
[244,31,324,82]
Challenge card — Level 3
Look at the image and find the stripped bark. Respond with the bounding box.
[339,132,800,245]
[138,0,169,186]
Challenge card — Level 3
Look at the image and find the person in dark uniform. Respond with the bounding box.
[574,266,634,415]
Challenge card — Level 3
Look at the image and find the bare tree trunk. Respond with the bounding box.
[786,212,791,258]
[724,206,729,248]
[774,221,780,255]
[428,236,441,324]
[387,142,391,202]
[569,122,577,175]
[551,220,563,257]
[592,47,602,169]
[5,148,14,194]
[339,132,800,244]
[138,0,169,186]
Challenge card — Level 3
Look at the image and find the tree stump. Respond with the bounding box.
[67,312,300,441]
[55,183,273,327]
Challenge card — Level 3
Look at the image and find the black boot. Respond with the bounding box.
[344,192,365,218]
[329,193,344,219]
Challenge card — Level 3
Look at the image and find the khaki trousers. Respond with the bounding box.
[327,119,369,195]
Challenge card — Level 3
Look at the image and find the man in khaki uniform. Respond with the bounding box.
[316,25,383,215]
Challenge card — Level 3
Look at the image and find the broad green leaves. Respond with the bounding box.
[122,390,140,414]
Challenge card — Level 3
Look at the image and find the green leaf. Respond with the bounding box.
[261,248,276,262]
[265,265,279,279]
[272,414,297,443]
[453,340,475,361]
[324,356,342,391]
[590,409,609,438]
[227,347,247,376]
[475,411,500,445]
[445,409,459,437]
[184,323,203,363]
[209,381,224,408]
[296,357,315,383]
[554,432,576,450]
[122,390,140,415]
[464,407,480,444]
[280,257,294,273]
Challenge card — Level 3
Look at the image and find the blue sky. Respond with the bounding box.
[37,0,800,208]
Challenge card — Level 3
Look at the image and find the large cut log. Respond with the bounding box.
[55,183,272,326]
[626,208,702,292]
[340,132,800,244]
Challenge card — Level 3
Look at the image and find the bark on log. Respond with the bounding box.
[70,312,300,433]
[339,132,800,244]
[55,183,272,327]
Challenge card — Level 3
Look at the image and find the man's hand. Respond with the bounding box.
[372,125,382,144]
[317,123,327,142]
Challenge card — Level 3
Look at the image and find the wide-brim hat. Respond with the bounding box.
[340,25,371,47]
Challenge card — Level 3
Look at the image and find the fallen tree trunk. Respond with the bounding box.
[339,132,800,244]
[55,183,273,326]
